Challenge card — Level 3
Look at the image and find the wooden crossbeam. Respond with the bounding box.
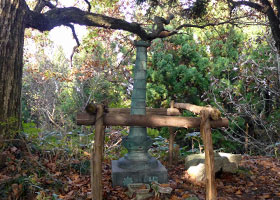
[107,107,181,116]
[77,112,228,128]
[85,104,181,116]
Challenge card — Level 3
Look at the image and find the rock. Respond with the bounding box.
[187,163,205,182]
[185,152,242,182]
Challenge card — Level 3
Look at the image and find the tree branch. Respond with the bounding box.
[229,0,265,13]
[24,2,280,44]
[26,7,150,40]
[26,7,178,41]
[150,14,174,38]
[83,0,91,12]
[173,16,244,33]
[34,0,56,13]
[66,23,80,67]
[66,23,80,46]
[34,0,46,13]
[229,0,280,52]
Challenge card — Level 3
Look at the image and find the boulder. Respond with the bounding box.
[185,152,241,182]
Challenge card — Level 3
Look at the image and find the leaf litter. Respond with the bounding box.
[0,146,280,200]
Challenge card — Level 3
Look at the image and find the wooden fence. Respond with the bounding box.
[76,102,228,200]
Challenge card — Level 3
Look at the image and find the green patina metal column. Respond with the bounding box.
[112,41,168,187]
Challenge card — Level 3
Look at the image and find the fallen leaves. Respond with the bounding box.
[11,183,23,198]
[235,190,242,195]
[1,146,280,200]
[259,193,272,199]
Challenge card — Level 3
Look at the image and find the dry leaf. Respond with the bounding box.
[259,193,271,199]
[235,190,242,195]
[55,171,62,176]
[275,192,280,197]
[247,182,254,186]
[170,195,180,200]
[10,147,17,152]
[83,151,91,157]
[160,183,170,187]
[182,193,191,198]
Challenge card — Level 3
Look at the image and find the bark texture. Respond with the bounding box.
[0,0,26,138]
[24,7,172,41]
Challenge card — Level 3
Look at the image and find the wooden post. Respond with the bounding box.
[168,100,176,166]
[168,127,175,166]
[200,110,217,200]
[91,105,104,200]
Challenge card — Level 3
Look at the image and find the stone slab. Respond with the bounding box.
[112,160,168,187]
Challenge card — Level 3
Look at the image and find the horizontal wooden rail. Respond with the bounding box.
[107,107,181,116]
[85,103,181,116]
[174,102,221,120]
[77,112,228,128]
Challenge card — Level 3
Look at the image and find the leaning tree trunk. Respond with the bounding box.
[0,0,26,140]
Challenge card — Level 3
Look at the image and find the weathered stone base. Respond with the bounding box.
[111,160,168,187]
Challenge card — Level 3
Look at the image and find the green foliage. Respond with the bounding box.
[146,30,251,153]
[184,0,209,18]
[21,8,280,158]
[147,33,210,108]
[180,146,195,157]
[158,127,170,139]
[149,136,169,159]
[211,130,240,153]
[22,122,41,141]
[0,117,20,143]
[71,160,91,175]
[147,128,160,138]
[86,74,126,107]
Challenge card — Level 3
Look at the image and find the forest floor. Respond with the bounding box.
[0,145,280,200]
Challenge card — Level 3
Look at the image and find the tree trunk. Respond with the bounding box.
[0,0,26,139]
